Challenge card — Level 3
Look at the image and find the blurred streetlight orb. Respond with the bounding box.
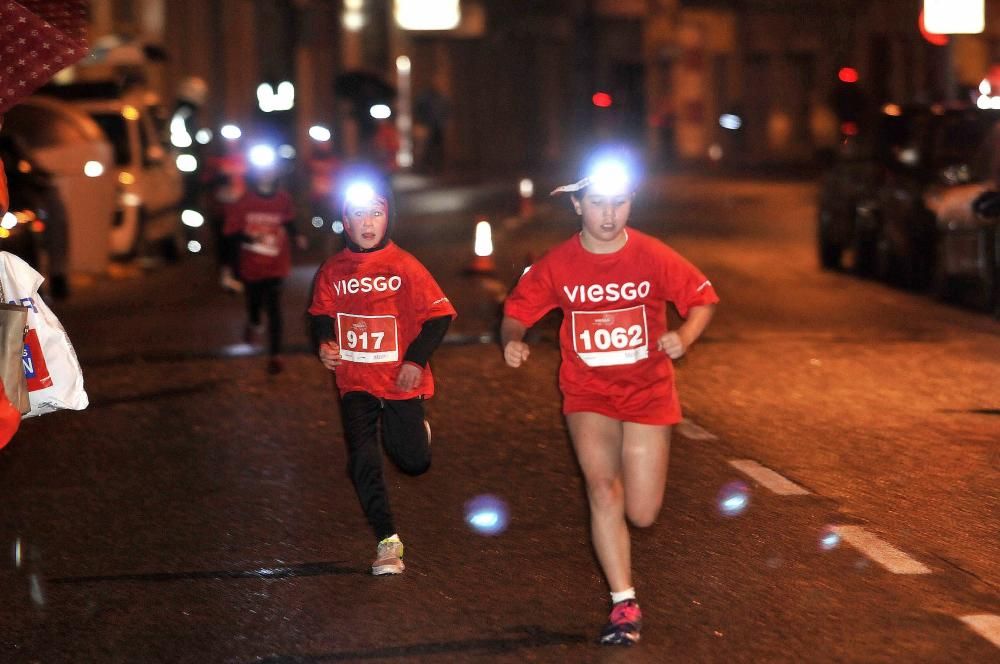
[474,220,493,257]
[195,129,213,145]
[84,161,104,177]
[519,178,534,198]
[220,124,242,140]
[396,56,411,73]
[175,154,198,173]
[1,212,17,230]
[309,125,332,142]
[181,209,205,228]
[311,216,325,229]
[278,144,297,160]
[343,10,364,31]
[369,104,391,120]
[719,113,742,130]
[187,240,202,254]
[332,220,344,234]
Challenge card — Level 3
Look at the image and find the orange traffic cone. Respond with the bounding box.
[465,219,496,274]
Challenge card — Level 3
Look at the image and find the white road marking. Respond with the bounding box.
[676,418,718,441]
[831,526,931,574]
[728,459,810,495]
[960,614,1000,650]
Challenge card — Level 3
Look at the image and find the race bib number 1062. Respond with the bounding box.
[571,305,649,367]
[337,313,399,363]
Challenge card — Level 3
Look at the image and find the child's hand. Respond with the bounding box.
[504,341,530,368]
[395,362,422,391]
[319,341,341,371]
[657,331,686,359]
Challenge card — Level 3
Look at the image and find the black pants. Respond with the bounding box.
[244,278,283,356]
[340,391,431,542]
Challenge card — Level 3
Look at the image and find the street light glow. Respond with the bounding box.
[923,0,984,34]
[309,125,332,142]
[395,0,460,30]
[370,104,391,119]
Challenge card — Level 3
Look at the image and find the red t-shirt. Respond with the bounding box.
[504,228,719,425]
[309,241,457,399]
[223,189,295,281]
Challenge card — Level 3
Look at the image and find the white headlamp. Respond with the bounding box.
[550,158,633,196]
[344,181,377,207]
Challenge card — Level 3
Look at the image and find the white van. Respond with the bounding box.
[1,96,116,277]
[46,82,183,259]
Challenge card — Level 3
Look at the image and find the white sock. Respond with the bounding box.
[610,587,636,604]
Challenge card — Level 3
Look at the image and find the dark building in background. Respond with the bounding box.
[78,0,1000,173]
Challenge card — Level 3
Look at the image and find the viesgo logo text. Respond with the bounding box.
[333,276,403,295]
[562,281,651,304]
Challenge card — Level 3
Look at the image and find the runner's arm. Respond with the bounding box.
[402,315,451,368]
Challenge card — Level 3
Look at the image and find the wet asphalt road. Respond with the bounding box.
[0,173,998,663]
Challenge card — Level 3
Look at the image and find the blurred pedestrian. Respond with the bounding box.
[308,165,456,576]
[222,144,303,374]
[414,86,449,173]
[206,133,248,293]
[500,146,718,646]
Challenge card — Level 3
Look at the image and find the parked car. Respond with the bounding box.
[42,81,184,260]
[816,104,926,276]
[0,95,117,282]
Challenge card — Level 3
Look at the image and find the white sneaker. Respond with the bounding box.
[372,536,405,575]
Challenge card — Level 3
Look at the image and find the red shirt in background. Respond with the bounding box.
[504,228,719,425]
[223,189,295,281]
[309,241,456,399]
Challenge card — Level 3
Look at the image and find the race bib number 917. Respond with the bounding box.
[337,313,399,363]
[571,305,649,367]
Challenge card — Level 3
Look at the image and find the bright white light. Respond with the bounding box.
[463,495,509,536]
[120,192,142,207]
[820,530,841,551]
[311,216,325,228]
[396,55,411,72]
[309,125,332,142]
[170,114,193,148]
[343,10,365,31]
[978,95,991,110]
[176,154,199,173]
[345,0,363,9]
[519,178,534,198]
[277,81,295,110]
[248,144,277,169]
[332,220,344,233]
[278,144,297,160]
[84,161,104,177]
[719,113,742,130]
[195,129,213,144]
[924,0,984,34]
[398,151,413,168]
[181,209,205,228]
[187,240,202,253]
[980,79,991,96]
[717,481,750,517]
[220,124,242,140]
[395,0,460,30]
[370,104,391,119]
[474,220,493,257]
[345,182,376,207]
[257,83,275,113]
[1,212,17,230]
[588,160,630,196]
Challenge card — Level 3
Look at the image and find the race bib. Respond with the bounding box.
[571,305,649,367]
[337,313,399,363]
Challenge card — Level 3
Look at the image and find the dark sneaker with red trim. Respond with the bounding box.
[599,598,642,645]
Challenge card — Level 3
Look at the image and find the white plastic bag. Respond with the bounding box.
[0,252,88,417]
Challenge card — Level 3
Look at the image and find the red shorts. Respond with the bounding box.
[560,379,681,426]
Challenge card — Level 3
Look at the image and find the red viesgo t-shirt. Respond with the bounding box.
[223,189,295,281]
[504,228,719,425]
[308,241,457,399]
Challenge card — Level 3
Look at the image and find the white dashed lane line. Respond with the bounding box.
[727,459,811,495]
[831,526,932,575]
[677,418,718,441]
[960,615,1000,650]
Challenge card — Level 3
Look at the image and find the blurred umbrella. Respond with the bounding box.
[0,0,90,115]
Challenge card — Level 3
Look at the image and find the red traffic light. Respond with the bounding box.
[838,67,859,84]
[592,92,613,108]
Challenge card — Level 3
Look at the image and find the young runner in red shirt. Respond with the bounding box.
[223,145,303,374]
[308,167,455,575]
[501,147,718,645]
